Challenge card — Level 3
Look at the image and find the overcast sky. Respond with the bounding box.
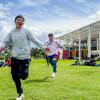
[0,0,100,43]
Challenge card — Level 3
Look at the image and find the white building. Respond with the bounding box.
[57,20,100,61]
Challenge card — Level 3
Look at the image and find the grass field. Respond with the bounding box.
[0,59,100,100]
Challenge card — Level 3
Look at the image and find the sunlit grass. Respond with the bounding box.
[0,59,100,100]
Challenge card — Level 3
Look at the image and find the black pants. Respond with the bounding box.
[11,57,30,94]
[45,55,49,66]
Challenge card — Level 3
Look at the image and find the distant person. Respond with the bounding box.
[44,33,65,78]
[3,56,11,67]
[0,59,5,67]
[0,15,42,100]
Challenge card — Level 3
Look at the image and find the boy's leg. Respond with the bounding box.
[51,60,57,73]
[45,55,49,66]
[20,59,30,80]
[11,57,23,94]
[46,57,49,66]
[50,57,57,73]
[48,55,57,77]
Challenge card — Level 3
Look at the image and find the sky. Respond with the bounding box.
[0,0,100,44]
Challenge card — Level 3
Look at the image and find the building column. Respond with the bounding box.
[79,33,81,61]
[98,31,100,51]
[97,37,99,50]
[87,25,91,58]
[71,33,73,46]
[98,30,100,56]
[68,47,70,57]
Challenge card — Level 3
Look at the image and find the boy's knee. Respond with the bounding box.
[11,71,18,77]
[20,74,28,80]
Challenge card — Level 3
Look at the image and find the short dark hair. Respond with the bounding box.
[15,15,25,22]
[48,33,53,36]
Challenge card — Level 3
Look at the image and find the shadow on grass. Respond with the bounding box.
[25,76,51,83]
[9,98,15,100]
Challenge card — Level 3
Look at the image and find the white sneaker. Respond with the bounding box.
[51,73,56,78]
[16,93,24,100]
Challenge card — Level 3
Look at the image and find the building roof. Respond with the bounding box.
[57,20,100,45]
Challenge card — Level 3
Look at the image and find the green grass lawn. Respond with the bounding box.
[0,59,100,100]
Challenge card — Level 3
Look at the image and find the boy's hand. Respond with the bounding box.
[45,48,50,52]
[45,48,50,55]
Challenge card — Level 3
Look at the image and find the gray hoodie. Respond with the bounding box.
[1,28,42,59]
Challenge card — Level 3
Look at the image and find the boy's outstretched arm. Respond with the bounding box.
[0,32,12,52]
[27,31,43,48]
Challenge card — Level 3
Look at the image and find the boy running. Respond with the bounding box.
[0,15,42,100]
[44,33,65,78]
